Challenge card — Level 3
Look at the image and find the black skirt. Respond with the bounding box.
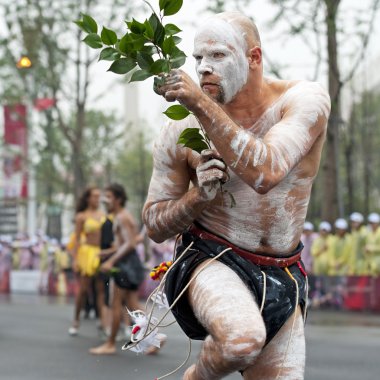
[164,231,307,345]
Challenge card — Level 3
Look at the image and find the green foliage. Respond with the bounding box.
[76,0,235,207]
[107,57,136,74]
[163,104,190,120]
[76,0,187,80]
[177,128,210,153]
[83,33,103,49]
[99,47,120,61]
[101,26,117,45]
[159,0,184,16]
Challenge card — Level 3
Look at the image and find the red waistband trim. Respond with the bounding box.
[188,225,302,268]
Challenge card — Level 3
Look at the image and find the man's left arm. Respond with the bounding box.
[160,72,331,194]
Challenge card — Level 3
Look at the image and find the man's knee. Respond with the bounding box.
[220,326,266,366]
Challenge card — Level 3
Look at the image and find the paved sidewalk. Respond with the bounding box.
[0,295,379,380]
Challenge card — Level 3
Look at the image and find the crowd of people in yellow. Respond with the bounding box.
[302,212,380,276]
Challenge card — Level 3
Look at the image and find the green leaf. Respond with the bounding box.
[149,13,165,46]
[101,26,117,45]
[83,33,103,49]
[141,45,157,55]
[170,49,186,69]
[177,128,202,141]
[182,139,209,154]
[119,33,134,54]
[127,18,146,34]
[107,58,136,74]
[136,52,154,70]
[172,36,182,45]
[164,105,190,120]
[150,59,170,74]
[74,20,88,33]
[164,23,182,35]
[82,14,98,34]
[160,0,183,16]
[130,69,153,82]
[162,36,175,55]
[131,34,147,50]
[99,47,120,61]
[143,19,154,39]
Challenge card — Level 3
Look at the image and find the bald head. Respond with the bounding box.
[213,11,261,50]
[193,11,261,104]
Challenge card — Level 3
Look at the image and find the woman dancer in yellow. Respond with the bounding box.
[69,187,105,336]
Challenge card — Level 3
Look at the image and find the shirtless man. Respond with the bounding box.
[90,183,143,355]
[143,11,330,380]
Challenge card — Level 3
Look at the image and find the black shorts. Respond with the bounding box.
[113,250,145,291]
[164,231,307,345]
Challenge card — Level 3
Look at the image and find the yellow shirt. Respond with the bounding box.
[327,234,352,276]
[311,235,332,275]
[346,228,367,275]
[364,227,380,275]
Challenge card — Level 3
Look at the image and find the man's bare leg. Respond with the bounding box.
[95,276,109,330]
[242,307,305,380]
[89,285,124,354]
[183,261,266,380]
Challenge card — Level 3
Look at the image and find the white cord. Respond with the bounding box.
[123,243,231,352]
[275,269,299,380]
[259,271,267,313]
[155,339,192,380]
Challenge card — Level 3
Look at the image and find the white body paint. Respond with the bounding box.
[193,18,249,104]
[145,80,330,254]
[186,260,266,379]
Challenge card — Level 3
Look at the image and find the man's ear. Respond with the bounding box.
[248,46,262,68]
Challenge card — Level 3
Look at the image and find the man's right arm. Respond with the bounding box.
[142,120,227,243]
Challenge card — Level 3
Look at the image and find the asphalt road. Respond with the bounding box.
[0,295,379,380]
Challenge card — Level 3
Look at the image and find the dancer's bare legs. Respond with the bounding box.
[69,275,91,334]
[90,285,124,354]
[242,307,305,380]
[183,260,266,380]
[95,276,110,330]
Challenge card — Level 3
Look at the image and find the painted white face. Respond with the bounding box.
[193,18,249,104]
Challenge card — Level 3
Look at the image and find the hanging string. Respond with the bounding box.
[259,271,267,313]
[275,267,300,380]
[155,339,192,380]
[123,244,232,379]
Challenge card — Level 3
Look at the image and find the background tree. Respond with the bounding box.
[0,0,138,200]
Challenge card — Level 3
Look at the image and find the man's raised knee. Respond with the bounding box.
[221,328,266,366]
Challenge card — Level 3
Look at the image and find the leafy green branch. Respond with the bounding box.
[75,0,235,207]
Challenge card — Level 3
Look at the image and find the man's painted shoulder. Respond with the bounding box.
[285,80,331,117]
[295,80,330,101]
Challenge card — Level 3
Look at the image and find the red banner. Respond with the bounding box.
[34,98,56,111]
[2,104,28,199]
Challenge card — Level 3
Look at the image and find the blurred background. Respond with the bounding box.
[1,1,380,379]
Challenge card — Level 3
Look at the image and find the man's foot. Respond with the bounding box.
[183,364,196,380]
[144,333,167,355]
[89,342,117,355]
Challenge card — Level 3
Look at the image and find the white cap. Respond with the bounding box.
[368,212,380,224]
[319,221,332,232]
[350,212,364,223]
[335,218,348,230]
[303,221,314,231]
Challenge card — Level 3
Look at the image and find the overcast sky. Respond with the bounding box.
[88,0,380,136]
